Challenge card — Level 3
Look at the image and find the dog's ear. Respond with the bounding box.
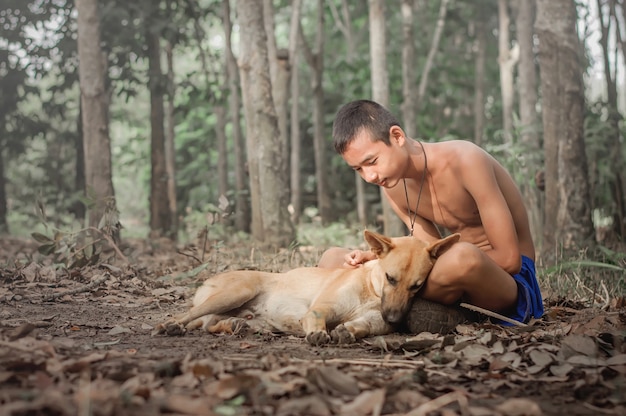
[364,230,395,257]
[427,233,460,259]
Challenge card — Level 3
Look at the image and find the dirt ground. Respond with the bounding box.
[0,236,625,415]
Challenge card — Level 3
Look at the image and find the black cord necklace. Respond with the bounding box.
[402,140,427,237]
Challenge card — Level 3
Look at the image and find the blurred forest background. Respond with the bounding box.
[1,0,625,279]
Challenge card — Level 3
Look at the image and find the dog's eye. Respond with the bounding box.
[409,283,421,292]
[386,273,397,286]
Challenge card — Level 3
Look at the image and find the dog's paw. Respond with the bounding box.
[330,324,356,344]
[208,317,249,335]
[153,320,186,336]
[151,324,165,337]
[305,330,331,346]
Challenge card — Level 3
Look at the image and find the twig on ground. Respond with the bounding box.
[44,273,111,301]
[176,249,202,264]
[460,302,527,327]
[406,390,468,416]
[600,280,610,310]
[0,340,41,353]
[201,225,209,263]
[87,227,129,263]
[134,273,168,289]
[290,357,424,369]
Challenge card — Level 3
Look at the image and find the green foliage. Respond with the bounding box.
[179,201,231,244]
[32,230,102,269]
[2,0,624,275]
[297,219,364,249]
[584,101,626,214]
[540,245,626,304]
[30,197,122,269]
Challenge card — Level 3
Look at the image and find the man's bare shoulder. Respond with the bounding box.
[434,139,484,155]
[431,140,489,171]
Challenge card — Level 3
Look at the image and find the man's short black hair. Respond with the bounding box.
[332,100,401,154]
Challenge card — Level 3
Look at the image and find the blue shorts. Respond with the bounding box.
[500,255,544,325]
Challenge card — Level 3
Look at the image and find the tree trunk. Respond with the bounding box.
[215,104,228,202]
[401,0,417,139]
[329,0,367,226]
[515,0,543,249]
[165,40,178,239]
[329,0,357,63]
[311,0,331,224]
[536,0,595,256]
[0,147,7,233]
[289,0,303,224]
[415,0,449,116]
[75,0,118,237]
[613,0,626,238]
[498,0,517,145]
[223,0,249,232]
[298,0,331,224]
[264,0,290,186]
[370,0,405,236]
[146,28,172,238]
[598,0,625,239]
[237,0,294,247]
[73,100,86,222]
[473,2,487,146]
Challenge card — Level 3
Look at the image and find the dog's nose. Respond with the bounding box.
[383,308,404,324]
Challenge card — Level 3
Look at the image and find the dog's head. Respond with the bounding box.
[364,230,460,324]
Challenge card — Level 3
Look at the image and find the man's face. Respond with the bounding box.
[341,129,406,188]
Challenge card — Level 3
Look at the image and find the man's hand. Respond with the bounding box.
[343,249,376,268]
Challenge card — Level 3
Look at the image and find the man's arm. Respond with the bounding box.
[459,146,521,274]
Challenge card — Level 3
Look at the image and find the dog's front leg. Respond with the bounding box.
[331,312,393,344]
[301,308,332,345]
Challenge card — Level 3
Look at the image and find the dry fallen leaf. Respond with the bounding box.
[340,388,386,415]
[308,365,361,397]
[275,395,331,416]
[495,397,542,416]
[108,325,132,335]
[162,394,214,415]
[560,334,598,358]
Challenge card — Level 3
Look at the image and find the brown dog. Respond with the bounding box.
[154,231,460,345]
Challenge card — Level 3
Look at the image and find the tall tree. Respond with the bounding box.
[289,0,303,224]
[514,0,543,248]
[473,1,488,146]
[222,0,249,232]
[299,0,332,224]
[497,0,518,145]
[536,0,594,255]
[597,0,625,239]
[263,0,289,185]
[415,0,449,117]
[165,39,178,239]
[401,0,417,139]
[329,0,368,227]
[76,0,119,236]
[370,0,405,236]
[237,0,294,247]
[146,20,172,238]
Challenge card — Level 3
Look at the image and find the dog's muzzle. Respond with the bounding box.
[382,307,407,324]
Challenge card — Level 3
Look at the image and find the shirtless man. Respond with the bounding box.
[319,100,543,325]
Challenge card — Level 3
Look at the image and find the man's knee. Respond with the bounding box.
[436,242,484,276]
[318,247,349,268]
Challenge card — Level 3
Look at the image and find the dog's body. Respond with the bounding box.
[155,231,459,345]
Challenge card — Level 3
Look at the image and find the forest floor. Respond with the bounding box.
[0,235,625,416]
